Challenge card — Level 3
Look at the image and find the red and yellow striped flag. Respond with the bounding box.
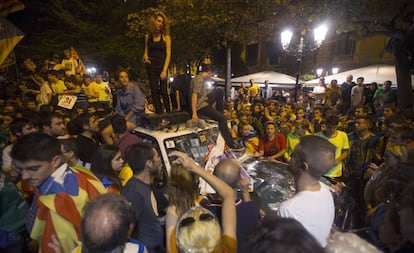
[71,46,88,75]
[0,0,24,17]
[0,17,24,66]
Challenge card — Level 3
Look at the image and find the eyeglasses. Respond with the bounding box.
[178,213,215,229]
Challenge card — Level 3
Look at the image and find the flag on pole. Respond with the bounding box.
[0,0,24,17]
[70,46,87,75]
[0,17,24,66]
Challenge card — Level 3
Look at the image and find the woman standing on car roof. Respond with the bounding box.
[144,11,171,114]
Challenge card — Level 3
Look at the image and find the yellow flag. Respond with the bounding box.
[0,18,24,66]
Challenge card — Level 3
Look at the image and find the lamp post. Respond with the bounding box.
[281,24,328,102]
[316,68,324,77]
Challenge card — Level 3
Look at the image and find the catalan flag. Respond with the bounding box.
[29,166,106,253]
[0,0,24,17]
[71,46,88,75]
[0,17,24,66]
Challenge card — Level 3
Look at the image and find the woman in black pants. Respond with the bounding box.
[144,11,171,114]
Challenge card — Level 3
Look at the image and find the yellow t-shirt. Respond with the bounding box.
[91,81,111,102]
[82,82,100,102]
[51,80,67,94]
[316,130,349,177]
[248,83,260,98]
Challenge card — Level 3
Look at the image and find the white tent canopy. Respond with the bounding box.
[304,64,414,88]
[231,71,297,89]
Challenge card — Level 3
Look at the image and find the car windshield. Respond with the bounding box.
[164,127,219,166]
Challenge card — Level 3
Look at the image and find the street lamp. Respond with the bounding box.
[280,24,328,102]
[316,68,324,77]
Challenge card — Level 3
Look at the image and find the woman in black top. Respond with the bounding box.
[144,11,171,114]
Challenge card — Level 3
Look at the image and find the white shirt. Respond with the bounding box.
[278,182,335,247]
[39,82,52,105]
[351,85,364,107]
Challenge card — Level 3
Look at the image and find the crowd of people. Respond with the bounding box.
[1,9,414,253]
[1,54,414,253]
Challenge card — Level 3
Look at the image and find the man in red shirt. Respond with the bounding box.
[257,121,287,161]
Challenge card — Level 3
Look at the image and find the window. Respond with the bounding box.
[334,31,355,56]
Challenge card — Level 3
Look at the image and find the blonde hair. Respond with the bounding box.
[167,163,199,216]
[149,11,170,35]
[176,207,221,253]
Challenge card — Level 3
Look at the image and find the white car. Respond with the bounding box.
[132,121,221,173]
[132,121,295,211]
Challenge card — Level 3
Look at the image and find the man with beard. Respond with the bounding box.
[38,111,66,138]
[121,143,164,253]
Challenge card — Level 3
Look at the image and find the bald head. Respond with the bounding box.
[214,159,241,188]
[82,193,134,252]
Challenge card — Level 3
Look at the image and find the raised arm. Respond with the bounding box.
[264,107,275,121]
[169,151,236,239]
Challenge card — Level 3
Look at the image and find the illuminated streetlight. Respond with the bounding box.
[280,24,328,102]
[316,68,323,77]
[87,67,97,74]
[281,30,293,50]
[314,25,328,47]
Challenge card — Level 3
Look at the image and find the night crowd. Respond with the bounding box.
[1,12,414,253]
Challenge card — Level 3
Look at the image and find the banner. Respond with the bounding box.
[58,94,77,110]
[0,17,24,66]
[0,0,24,17]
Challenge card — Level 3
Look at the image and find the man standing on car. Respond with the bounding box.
[191,63,243,151]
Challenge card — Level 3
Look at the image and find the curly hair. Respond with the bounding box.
[149,11,169,35]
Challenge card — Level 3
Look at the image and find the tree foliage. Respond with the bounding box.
[12,0,153,77]
[10,0,414,106]
[126,0,284,66]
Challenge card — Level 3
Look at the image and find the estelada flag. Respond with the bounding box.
[0,0,24,17]
[0,17,24,66]
[70,46,87,75]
